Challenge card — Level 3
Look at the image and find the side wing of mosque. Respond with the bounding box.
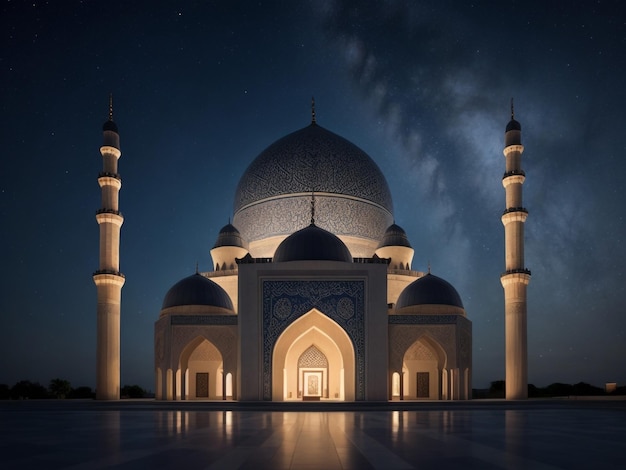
[152,113,472,401]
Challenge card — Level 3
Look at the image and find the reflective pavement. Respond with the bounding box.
[1,400,625,469]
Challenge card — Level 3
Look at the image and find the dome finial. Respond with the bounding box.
[427,260,431,274]
[109,93,114,122]
[310,191,316,225]
[195,262,199,274]
[510,97,514,120]
[311,96,316,124]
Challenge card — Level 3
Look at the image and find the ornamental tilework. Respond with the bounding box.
[233,194,393,246]
[262,280,365,400]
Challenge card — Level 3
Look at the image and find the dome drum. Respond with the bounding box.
[234,194,392,258]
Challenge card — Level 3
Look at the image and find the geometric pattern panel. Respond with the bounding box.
[298,345,329,368]
[189,340,222,362]
[404,341,436,361]
[196,373,209,398]
[417,372,429,398]
[263,280,365,400]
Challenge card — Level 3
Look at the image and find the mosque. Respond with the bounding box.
[94,99,529,401]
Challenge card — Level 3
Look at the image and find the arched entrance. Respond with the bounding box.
[402,336,447,400]
[271,309,355,401]
[179,337,224,400]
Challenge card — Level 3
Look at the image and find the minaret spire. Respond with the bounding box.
[93,96,125,400]
[501,102,531,400]
[311,96,316,124]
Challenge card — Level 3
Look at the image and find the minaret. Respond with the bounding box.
[500,100,531,400]
[93,95,125,400]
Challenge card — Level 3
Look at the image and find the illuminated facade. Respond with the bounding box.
[150,107,472,401]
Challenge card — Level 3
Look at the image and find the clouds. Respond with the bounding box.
[316,0,626,386]
[1,0,624,390]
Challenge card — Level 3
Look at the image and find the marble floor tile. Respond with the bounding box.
[0,400,624,469]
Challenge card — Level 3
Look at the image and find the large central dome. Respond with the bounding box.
[233,122,394,257]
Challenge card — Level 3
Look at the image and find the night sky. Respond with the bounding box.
[2,1,625,392]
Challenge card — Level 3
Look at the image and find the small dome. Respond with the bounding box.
[102,119,119,133]
[396,274,463,309]
[506,118,521,132]
[378,223,412,248]
[162,273,233,310]
[213,223,247,249]
[273,224,353,263]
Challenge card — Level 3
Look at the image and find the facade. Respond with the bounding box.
[151,110,472,401]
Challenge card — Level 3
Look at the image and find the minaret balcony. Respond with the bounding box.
[502,207,528,216]
[502,170,525,180]
[93,269,125,277]
[500,269,531,287]
[100,145,121,159]
[502,171,526,188]
[501,207,528,225]
[95,209,124,227]
[96,208,123,216]
[98,171,121,180]
[93,270,126,287]
[503,144,524,157]
[98,173,122,190]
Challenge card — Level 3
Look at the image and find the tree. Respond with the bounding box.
[11,380,49,399]
[121,384,147,398]
[488,380,505,398]
[68,386,95,399]
[48,379,72,399]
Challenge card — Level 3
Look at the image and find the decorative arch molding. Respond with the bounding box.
[401,335,447,400]
[179,336,222,369]
[272,310,355,401]
[388,325,453,371]
[262,280,365,400]
[170,327,237,374]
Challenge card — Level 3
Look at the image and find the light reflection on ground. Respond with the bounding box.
[0,400,624,469]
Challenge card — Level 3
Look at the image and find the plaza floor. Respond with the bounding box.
[1,399,625,469]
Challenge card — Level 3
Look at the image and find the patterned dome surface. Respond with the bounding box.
[396,274,464,309]
[273,224,353,263]
[162,273,234,311]
[234,123,393,212]
[232,123,394,255]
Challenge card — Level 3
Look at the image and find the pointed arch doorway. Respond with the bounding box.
[271,309,355,401]
[402,336,447,400]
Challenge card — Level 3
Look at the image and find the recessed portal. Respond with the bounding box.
[271,309,355,401]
